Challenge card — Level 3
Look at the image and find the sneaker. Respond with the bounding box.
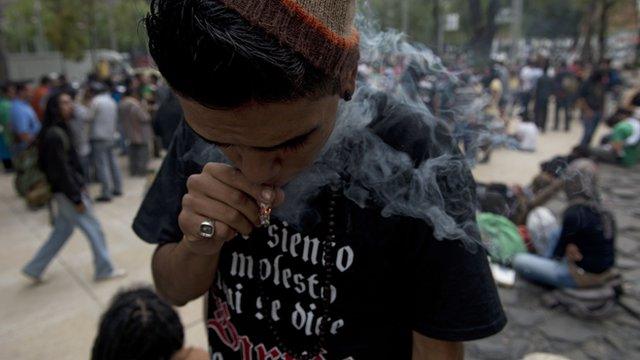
[95,268,127,282]
[22,270,44,284]
[95,196,112,203]
[113,191,123,197]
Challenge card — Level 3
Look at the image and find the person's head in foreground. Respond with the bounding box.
[146,0,358,186]
[135,0,505,358]
[92,287,209,360]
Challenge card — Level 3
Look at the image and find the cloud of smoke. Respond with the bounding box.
[273,15,484,250]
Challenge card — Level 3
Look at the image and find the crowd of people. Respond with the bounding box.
[0,71,183,282]
[355,51,638,168]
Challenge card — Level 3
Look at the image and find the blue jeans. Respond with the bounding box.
[91,140,123,198]
[513,254,577,288]
[513,227,577,288]
[580,112,602,147]
[23,193,114,279]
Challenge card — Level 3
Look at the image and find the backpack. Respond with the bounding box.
[14,126,69,209]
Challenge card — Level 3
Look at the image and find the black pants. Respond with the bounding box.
[554,102,571,131]
[2,158,13,172]
[535,101,549,132]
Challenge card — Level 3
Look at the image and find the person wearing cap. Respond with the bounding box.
[134,1,505,358]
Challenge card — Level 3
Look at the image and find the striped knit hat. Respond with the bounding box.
[218,0,360,83]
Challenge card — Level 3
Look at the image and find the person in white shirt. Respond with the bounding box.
[88,82,123,202]
[515,116,539,152]
[519,60,544,121]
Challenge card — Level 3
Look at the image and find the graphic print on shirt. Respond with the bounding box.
[207,221,356,359]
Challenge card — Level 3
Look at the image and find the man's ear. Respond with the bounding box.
[340,66,358,101]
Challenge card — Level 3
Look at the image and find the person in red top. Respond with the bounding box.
[31,75,52,121]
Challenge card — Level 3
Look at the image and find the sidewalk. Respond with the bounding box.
[0,159,207,359]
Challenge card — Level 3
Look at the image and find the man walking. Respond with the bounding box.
[88,82,123,202]
[578,70,606,147]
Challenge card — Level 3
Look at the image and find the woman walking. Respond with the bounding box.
[22,92,125,282]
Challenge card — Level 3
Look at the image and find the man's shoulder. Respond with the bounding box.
[367,94,455,165]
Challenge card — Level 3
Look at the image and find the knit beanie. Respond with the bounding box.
[218,0,360,83]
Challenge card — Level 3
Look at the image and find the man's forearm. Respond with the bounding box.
[412,332,464,360]
[152,238,220,306]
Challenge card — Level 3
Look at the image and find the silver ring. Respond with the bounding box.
[199,219,215,239]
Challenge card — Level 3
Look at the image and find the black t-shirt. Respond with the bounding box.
[553,204,616,274]
[133,95,506,359]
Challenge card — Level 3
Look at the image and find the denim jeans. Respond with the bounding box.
[580,112,602,147]
[513,229,577,288]
[91,139,123,198]
[23,193,114,279]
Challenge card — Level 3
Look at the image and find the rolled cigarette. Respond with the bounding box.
[259,202,272,227]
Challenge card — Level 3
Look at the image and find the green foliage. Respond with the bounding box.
[2,0,149,57]
[522,0,584,39]
[44,0,90,60]
[2,0,39,52]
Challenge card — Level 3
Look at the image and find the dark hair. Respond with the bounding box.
[145,0,340,109]
[40,75,51,86]
[91,287,184,360]
[15,82,29,94]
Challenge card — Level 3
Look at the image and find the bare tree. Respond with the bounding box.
[468,0,500,66]
[598,0,617,62]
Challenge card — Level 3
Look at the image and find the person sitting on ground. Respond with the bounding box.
[589,94,640,168]
[92,287,209,360]
[514,116,539,152]
[513,159,616,289]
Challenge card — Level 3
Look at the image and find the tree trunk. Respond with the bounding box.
[0,2,8,82]
[581,0,599,64]
[468,0,499,66]
[433,0,442,54]
[598,0,614,62]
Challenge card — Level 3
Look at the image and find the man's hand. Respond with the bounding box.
[566,244,583,262]
[178,163,284,256]
[412,332,464,360]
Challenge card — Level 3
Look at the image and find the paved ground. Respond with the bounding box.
[0,121,638,359]
[0,158,208,359]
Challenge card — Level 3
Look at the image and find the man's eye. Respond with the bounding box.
[282,138,308,153]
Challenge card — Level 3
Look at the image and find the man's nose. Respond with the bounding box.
[239,150,282,185]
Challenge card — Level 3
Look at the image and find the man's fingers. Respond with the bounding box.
[187,176,261,226]
[179,210,238,243]
[184,194,255,236]
[203,163,278,204]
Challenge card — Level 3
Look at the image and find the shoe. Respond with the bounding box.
[113,191,123,197]
[95,196,112,203]
[95,268,127,282]
[22,270,44,284]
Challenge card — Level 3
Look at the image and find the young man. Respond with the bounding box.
[534,65,553,132]
[134,1,505,358]
[577,70,606,147]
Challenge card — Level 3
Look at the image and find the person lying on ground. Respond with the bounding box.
[589,97,640,168]
[513,159,617,289]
